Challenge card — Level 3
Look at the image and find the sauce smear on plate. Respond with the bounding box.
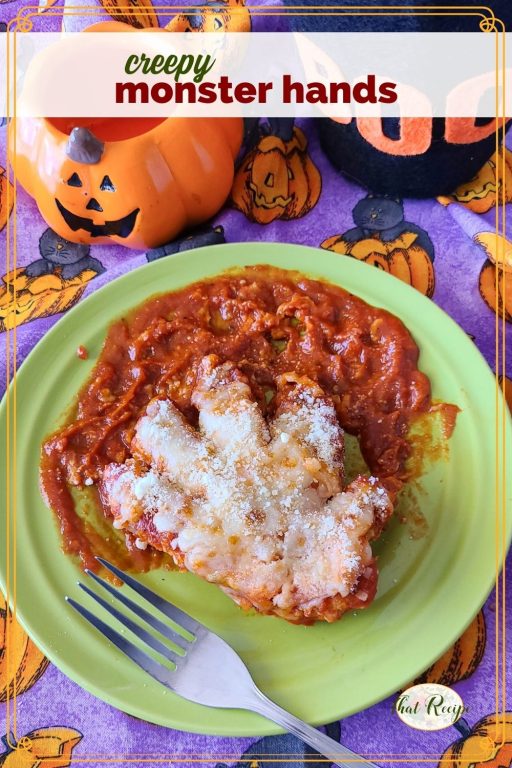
[40,266,450,572]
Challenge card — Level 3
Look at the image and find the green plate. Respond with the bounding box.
[1,243,511,736]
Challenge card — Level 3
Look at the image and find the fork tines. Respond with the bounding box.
[96,557,199,635]
[65,558,200,686]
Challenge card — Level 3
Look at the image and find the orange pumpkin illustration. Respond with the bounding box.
[475,230,512,323]
[0,727,82,767]
[439,147,512,213]
[231,127,321,224]
[166,0,251,32]
[12,22,243,250]
[413,611,485,687]
[322,231,435,298]
[98,0,158,28]
[479,261,512,323]
[437,712,512,768]
[474,232,512,275]
[37,0,60,12]
[0,593,49,702]
[0,267,98,332]
[0,166,13,234]
[499,375,512,413]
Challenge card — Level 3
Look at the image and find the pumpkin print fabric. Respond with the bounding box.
[0,594,49,703]
[0,229,105,331]
[97,0,158,28]
[231,126,322,224]
[475,232,512,324]
[0,168,12,234]
[479,260,512,324]
[92,0,252,31]
[500,375,512,412]
[438,147,512,214]
[322,229,436,298]
[437,713,512,768]
[0,728,82,767]
[1,7,512,762]
[166,0,251,33]
[321,194,436,298]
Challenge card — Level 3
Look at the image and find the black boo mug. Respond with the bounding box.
[280,0,511,197]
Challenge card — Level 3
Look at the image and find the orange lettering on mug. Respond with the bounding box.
[444,117,506,144]
[356,117,432,156]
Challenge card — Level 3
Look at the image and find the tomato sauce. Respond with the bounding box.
[40,266,453,572]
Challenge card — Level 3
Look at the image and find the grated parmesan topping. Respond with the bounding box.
[102,357,392,615]
[272,388,344,473]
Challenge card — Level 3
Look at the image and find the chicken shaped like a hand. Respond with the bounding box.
[101,355,393,624]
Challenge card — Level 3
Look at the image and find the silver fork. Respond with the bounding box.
[66,558,378,768]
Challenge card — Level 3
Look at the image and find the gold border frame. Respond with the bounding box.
[2,3,509,764]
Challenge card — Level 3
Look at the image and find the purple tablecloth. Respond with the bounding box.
[1,3,511,766]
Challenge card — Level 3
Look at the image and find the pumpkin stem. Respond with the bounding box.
[66,127,104,164]
[453,717,472,738]
[1,732,17,753]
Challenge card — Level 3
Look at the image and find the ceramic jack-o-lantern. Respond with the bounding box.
[12,116,242,251]
[12,22,243,250]
[231,126,321,224]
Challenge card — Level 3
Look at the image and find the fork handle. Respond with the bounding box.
[248,688,380,768]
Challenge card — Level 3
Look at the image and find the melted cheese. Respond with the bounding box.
[102,357,392,616]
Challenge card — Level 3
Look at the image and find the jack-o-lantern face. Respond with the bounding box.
[12,115,242,250]
[54,140,139,241]
[231,127,321,224]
